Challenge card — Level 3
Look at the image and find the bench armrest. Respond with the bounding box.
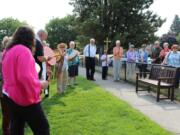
[158,77,176,86]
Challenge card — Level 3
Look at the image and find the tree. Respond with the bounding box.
[45,15,78,49]
[70,0,165,49]
[160,32,178,47]
[75,35,91,50]
[0,17,25,43]
[176,33,180,44]
[170,15,180,36]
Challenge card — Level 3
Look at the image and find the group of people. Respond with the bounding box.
[0,25,81,135]
[126,41,180,85]
[36,30,80,95]
[113,41,180,87]
[0,25,179,135]
[84,38,180,90]
[56,41,80,94]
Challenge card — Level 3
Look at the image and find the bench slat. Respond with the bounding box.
[139,79,173,87]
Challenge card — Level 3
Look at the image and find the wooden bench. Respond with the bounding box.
[136,65,177,102]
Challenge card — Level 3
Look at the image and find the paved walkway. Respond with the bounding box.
[79,67,180,135]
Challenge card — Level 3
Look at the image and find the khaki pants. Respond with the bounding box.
[57,70,68,93]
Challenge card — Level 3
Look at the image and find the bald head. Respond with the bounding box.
[69,41,75,49]
[37,29,48,41]
[116,40,121,47]
[90,38,95,45]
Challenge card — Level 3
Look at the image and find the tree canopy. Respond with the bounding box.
[170,15,180,36]
[70,0,165,49]
[0,17,25,43]
[176,33,180,44]
[45,15,77,49]
[160,32,178,47]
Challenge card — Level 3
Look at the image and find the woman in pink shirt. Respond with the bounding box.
[2,26,50,135]
[160,42,170,62]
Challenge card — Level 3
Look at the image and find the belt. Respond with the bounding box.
[85,56,95,58]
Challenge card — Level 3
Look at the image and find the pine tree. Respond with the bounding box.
[170,15,180,36]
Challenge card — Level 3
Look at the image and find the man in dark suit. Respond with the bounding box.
[34,30,51,97]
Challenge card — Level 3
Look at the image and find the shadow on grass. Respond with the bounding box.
[41,93,67,115]
[41,77,96,115]
[75,77,98,91]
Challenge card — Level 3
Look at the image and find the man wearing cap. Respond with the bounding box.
[83,38,97,81]
[126,44,136,80]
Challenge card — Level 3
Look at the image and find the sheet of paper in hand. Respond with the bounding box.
[35,63,40,74]
[44,46,56,65]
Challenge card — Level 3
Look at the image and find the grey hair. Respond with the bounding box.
[37,29,48,36]
[69,41,75,45]
[116,40,121,44]
[2,36,10,49]
[154,40,160,45]
[163,42,169,47]
[90,38,95,43]
[129,44,134,48]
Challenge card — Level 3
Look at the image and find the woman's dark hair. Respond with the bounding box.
[6,26,35,50]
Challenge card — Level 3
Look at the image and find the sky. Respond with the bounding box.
[0,0,179,36]
[0,0,73,31]
[150,0,180,36]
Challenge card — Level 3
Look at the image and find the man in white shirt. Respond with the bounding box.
[83,38,97,81]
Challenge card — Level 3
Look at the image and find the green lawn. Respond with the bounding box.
[0,77,173,135]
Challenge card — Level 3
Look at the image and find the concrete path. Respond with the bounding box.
[79,67,180,135]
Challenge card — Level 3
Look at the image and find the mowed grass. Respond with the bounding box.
[0,77,173,135]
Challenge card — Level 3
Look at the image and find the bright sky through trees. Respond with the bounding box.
[0,0,179,36]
